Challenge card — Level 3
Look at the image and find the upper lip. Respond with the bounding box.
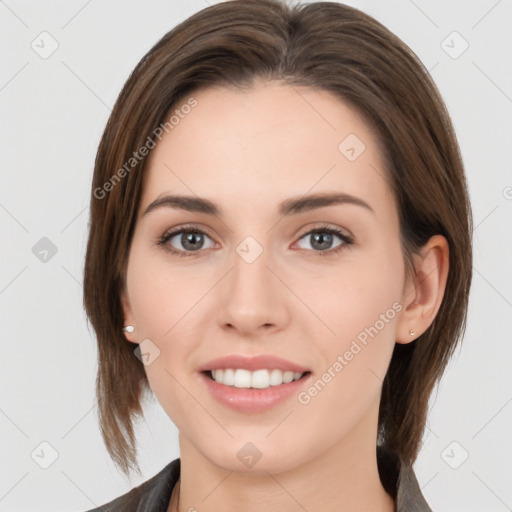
[198,355,310,373]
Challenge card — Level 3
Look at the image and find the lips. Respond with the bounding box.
[199,370,312,412]
[196,354,313,412]
[198,354,310,374]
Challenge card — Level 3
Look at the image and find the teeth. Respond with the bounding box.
[210,369,304,389]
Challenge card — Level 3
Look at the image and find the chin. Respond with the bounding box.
[200,438,311,476]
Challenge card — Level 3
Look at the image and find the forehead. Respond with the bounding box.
[142,81,394,218]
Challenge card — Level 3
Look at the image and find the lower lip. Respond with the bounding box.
[199,371,312,413]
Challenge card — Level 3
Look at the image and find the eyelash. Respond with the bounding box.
[157,224,354,258]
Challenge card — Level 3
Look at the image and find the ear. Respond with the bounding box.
[121,286,138,344]
[396,235,449,344]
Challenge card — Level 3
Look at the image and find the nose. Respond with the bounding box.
[216,243,289,336]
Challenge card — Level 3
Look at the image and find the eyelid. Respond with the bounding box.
[296,223,353,242]
[160,223,216,241]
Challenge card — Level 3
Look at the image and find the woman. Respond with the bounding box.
[83,1,473,510]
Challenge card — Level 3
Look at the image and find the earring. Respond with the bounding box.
[409,328,415,336]
[123,325,135,333]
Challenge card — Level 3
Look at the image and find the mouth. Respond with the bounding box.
[197,354,312,412]
[199,368,312,413]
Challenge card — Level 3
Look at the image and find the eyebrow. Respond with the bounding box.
[142,192,374,217]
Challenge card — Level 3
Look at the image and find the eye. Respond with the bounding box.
[157,224,353,258]
[294,225,353,256]
[158,225,216,257]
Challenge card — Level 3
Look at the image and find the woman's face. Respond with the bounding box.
[122,80,414,473]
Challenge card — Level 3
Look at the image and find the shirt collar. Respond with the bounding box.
[377,445,433,512]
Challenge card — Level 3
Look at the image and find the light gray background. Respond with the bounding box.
[1,0,511,511]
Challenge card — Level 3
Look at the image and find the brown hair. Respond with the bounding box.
[83,0,473,477]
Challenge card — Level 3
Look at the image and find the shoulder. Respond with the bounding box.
[83,458,180,512]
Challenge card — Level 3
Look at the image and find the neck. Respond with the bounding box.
[170,403,394,512]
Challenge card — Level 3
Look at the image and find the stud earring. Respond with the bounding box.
[123,325,135,333]
[409,328,415,336]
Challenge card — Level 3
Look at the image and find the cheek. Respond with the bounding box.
[293,243,404,344]
[297,241,404,398]
[126,243,205,338]
[125,244,209,397]
[292,263,402,451]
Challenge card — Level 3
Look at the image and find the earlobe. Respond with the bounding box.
[396,235,450,344]
[121,288,138,344]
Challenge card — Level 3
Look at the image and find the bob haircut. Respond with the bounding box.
[83,0,473,477]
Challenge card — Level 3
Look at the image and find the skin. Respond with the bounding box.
[121,79,449,512]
